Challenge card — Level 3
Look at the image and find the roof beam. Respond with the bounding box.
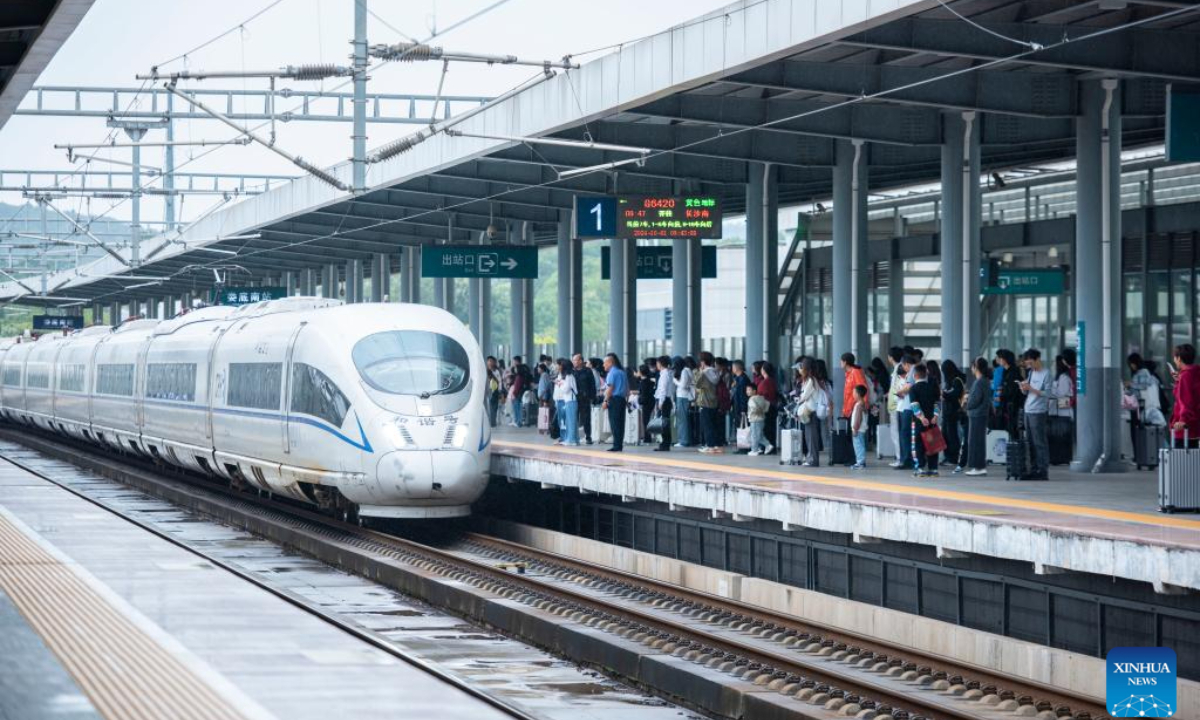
[723,61,1078,118]
[629,94,943,146]
[837,17,1200,82]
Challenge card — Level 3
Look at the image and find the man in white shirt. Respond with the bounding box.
[1018,348,1053,480]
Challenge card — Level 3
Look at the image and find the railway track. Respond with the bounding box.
[447,533,1110,720]
[0,428,1111,720]
[0,439,540,720]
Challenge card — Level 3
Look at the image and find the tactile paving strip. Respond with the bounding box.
[0,510,253,720]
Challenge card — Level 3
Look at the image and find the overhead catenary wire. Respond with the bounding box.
[30,1,1197,305]
[10,0,517,285]
[125,3,1197,285]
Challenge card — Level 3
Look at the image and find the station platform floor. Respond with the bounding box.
[0,455,522,720]
[489,426,1200,593]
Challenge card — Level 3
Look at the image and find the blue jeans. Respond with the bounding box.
[675,397,692,446]
[556,399,578,444]
[700,407,719,448]
[898,409,913,464]
[749,420,766,451]
[511,398,524,427]
[852,433,866,466]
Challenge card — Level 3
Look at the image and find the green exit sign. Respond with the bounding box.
[983,268,1066,295]
[422,245,538,279]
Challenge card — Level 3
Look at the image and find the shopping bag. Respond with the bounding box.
[736,423,752,450]
[537,405,551,432]
[920,425,948,454]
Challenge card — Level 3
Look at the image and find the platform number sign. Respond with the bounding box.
[576,196,617,238]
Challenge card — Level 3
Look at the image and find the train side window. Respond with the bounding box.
[58,364,86,392]
[228,363,282,410]
[96,364,135,396]
[290,362,349,428]
[146,363,197,402]
[25,363,50,389]
[1,365,19,386]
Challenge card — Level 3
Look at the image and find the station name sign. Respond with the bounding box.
[32,315,84,331]
[213,286,287,306]
[576,195,722,240]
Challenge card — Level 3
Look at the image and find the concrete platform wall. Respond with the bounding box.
[483,518,1200,712]
[492,453,1200,592]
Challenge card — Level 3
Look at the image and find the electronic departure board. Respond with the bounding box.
[616,195,722,239]
[574,195,723,239]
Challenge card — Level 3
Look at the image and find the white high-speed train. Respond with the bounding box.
[0,298,492,520]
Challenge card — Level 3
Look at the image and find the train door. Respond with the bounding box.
[282,322,307,455]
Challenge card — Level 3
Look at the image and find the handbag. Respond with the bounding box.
[735,416,751,450]
[646,411,665,436]
[920,424,948,454]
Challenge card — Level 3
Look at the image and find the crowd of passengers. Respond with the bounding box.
[484,342,1200,475]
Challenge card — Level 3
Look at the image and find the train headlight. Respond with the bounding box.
[451,423,470,449]
[382,421,417,449]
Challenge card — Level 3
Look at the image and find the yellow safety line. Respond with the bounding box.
[494,440,1200,533]
[0,513,253,720]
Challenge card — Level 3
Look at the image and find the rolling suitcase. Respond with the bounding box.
[831,418,854,466]
[624,408,643,447]
[779,427,803,466]
[1005,437,1028,481]
[1047,415,1073,465]
[986,430,1008,465]
[592,405,611,444]
[1132,420,1164,470]
[875,422,896,460]
[1159,432,1200,513]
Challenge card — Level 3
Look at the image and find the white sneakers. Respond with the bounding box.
[763,443,775,454]
[965,468,987,476]
[748,450,762,456]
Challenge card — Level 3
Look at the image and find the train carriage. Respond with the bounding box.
[0,298,490,520]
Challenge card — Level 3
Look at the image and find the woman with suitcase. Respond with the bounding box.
[1170,344,1200,449]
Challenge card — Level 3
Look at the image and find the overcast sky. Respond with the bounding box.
[0,0,733,225]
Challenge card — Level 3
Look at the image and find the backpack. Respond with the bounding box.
[716,374,732,414]
[695,371,716,409]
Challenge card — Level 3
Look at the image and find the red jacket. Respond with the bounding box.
[1172,365,1200,440]
[843,366,866,418]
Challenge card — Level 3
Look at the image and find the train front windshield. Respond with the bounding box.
[352,331,471,397]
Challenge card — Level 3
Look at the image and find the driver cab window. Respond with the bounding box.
[291,362,349,428]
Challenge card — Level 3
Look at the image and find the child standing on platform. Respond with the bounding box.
[850,384,869,469]
[745,384,771,456]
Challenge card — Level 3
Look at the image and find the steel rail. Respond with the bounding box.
[0,443,541,720]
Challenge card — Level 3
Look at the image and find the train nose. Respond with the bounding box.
[375,450,435,498]
[374,450,483,501]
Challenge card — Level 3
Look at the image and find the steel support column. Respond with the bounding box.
[832,139,868,415]
[1073,79,1126,473]
[609,236,637,368]
[510,224,529,360]
[370,253,385,302]
[346,258,363,303]
[405,245,422,304]
[300,267,315,296]
[940,111,981,367]
[469,233,492,355]
[398,248,411,302]
[745,161,778,366]
[557,211,582,358]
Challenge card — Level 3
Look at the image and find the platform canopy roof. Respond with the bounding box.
[5,0,1200,307]
[0,0,95,131]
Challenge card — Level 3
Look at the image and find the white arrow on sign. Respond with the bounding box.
[501,257,518,270]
